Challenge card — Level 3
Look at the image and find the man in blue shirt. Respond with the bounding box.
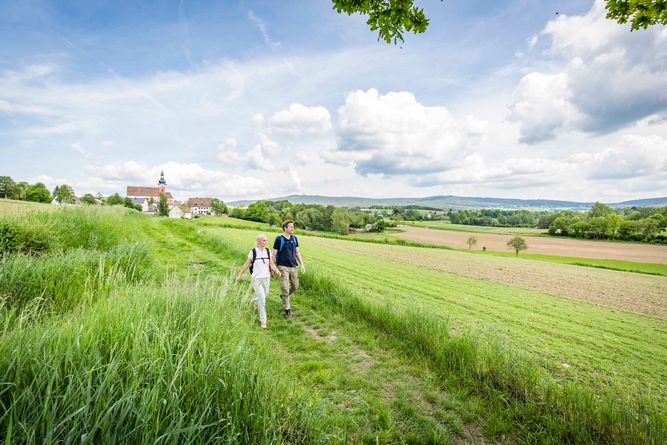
[272,220,305,319]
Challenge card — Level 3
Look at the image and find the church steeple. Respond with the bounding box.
[158,170,167,193]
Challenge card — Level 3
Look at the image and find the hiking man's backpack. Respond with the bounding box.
[250,247,271,274]
[276,235,298,262]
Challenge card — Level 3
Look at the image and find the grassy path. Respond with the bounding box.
[198,226,667,411]
[152,219,495,443]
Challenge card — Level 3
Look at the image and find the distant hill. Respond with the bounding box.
[228,194,667,210]
[609,197,667,208]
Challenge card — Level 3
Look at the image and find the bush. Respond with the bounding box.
[0,219,53,255]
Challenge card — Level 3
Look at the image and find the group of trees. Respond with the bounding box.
[231,200,385,235]
[368,205,446,222]
[466,234,528,256]
[1,177,55,203]
[210,198,228,215]
[418,203,666,244]
[0,175,146,211]
[448,209,543,227]
[545,203,667,243]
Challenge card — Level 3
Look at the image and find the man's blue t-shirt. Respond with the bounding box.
[274,235,299,267]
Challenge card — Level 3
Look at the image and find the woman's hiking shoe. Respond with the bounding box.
[284,309,291,319]
[260,324,267,330]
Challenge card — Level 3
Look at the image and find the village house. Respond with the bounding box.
[169,204,192,219]
[129,197,149,212]
[187,197,213,216]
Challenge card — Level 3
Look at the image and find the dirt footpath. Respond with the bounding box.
[394,226,667,264]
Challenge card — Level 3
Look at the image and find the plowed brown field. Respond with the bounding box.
[394,225,667,264]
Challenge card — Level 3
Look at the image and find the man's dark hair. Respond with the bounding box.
[282,220,294,230]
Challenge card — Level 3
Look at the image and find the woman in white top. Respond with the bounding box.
[235,234,279,329]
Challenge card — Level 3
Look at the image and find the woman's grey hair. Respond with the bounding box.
[256,233,267,242]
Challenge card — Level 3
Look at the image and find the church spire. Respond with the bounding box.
[158,170,166,185]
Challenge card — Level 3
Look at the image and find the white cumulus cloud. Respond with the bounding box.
[509,0,667,143]
[268,103,332,133]
[334,88,487,175]
[576,134,667,180]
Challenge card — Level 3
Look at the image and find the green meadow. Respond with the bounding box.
[1,202,666,443]
[199,216,667,277]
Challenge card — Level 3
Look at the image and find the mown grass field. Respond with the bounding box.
[1,201,666,444]
[199,224,667,394]
[201,216,667,277]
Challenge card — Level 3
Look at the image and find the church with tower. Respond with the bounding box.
[125,171,211,218]
[126,171,176,211]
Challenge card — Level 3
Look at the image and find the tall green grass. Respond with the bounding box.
[0,206,326,443]
[1,206,141,255]
[0,243,152,314]
[0,278,320,444]
[0,207,154,318]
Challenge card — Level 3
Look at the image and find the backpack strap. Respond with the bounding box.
[250,247,257,274]
[276,235,285,260]
[250,247,270,275]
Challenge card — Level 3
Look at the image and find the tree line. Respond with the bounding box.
[421,202,666,244]
[0,176,143,210]
[367,205,446,222]
[230,200,386,235]
[542,202,667,243]
[448,209,544,227]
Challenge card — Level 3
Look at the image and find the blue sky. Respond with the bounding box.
[1,0,665,201]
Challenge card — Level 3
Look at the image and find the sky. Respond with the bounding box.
[1,0,666,202]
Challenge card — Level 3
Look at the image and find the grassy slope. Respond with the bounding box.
[0,207,322,444]
[156,221,480,443]
[192,220,665,442]
[200,225,667,402]
[2,205,666,443]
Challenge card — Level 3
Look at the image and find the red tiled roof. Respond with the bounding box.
[126,186,173,199]
[187,197,213,207]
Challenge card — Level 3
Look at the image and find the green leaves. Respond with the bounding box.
[332,0,430,44]
[605,0,667,30]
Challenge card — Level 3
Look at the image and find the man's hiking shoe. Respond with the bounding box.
[284,309,291,319]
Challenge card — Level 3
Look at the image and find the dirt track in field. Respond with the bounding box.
[308,237,667,320]
[394,226,667,264]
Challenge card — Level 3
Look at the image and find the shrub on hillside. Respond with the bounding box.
[0,219,53,255]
